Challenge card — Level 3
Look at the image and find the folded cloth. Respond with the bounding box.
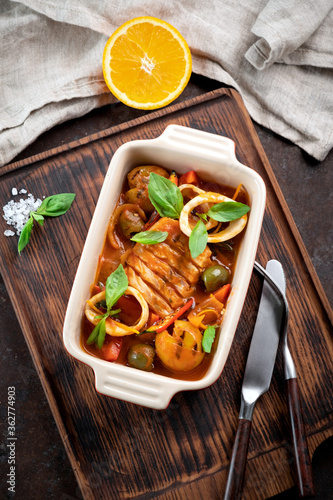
[1,0,333,166]
[245,0,333,69]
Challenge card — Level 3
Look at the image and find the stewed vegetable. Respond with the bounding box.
[201,265,229,292]
[82,165,249,380]
[127,344,155,371]
[126,166,169,214]
[118,208,145,238]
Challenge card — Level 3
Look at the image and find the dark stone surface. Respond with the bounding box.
[0,74,332,499]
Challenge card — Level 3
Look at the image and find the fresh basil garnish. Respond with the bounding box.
[87,265,128,349]
[131,230,168,245]
[17,193,76,253]
[36,193,76,217]
[31,212,45,226]
[188,201,250,259]
[189,220,208,259]
[207,201,250,222]
[18,217,34,254]
[202,325,216,353]
[148,173,183,219]
[87,316,107,349]
[105,264,128,312]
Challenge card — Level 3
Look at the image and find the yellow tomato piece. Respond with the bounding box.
[155,320,205,372]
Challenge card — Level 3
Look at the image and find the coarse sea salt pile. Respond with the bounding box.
[3,188,43,237]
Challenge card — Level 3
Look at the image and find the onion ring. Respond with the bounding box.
[179,192,247,243]
[179,184,217,230]
[85,286,149,336]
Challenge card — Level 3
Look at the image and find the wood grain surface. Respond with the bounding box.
[0,88,332,500]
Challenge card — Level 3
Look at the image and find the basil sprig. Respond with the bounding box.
[202,325,216,353]
[87,265,128,349]
[148,173,183,219]
[189,201,250,259]
[131,230,168,245]
[18,193,76,254]
[145,172,250,261]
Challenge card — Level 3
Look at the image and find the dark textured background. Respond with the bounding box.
[0,75,332,499]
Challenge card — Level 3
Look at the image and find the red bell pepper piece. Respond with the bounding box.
[213,284,231,305]
[91,284,102,296]
[147,298,194,333]
[148,312,160,328]
[179,170,199,186]
[100,337,123,362]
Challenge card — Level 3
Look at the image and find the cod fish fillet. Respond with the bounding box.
[126,217,212,317]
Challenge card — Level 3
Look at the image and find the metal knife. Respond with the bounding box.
[264,261,315,497]
[224,260,284,500]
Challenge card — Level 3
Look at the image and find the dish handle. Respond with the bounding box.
[93,363,180,410]
[158,124,238,163]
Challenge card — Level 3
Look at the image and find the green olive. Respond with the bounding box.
[118,209,145,238]
[127,344,155,371]
[202,265,229,293]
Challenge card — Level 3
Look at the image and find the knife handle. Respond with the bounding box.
[224,419,252,500]
[286,377,315,497]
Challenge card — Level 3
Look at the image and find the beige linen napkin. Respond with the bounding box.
[1,0,332,166]
[245,0,333,69]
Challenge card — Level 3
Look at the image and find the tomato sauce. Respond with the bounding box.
[81,167,249,380]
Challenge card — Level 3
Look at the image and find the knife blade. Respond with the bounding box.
[224,260,284,500]
[265,261,315,497]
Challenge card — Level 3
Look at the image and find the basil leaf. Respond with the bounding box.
[36,193,76,217]
[105,264,128,311]
[109,308,121,317]
[87,316,107,348]
[18,217,34,254]
[87,317,104,345]
[131,230,168,245]
[96,317,107,349]
[32,212,44,226]
[207,201,250,222]
[148,173,183,219]
[189,220,208,259]
[196,212,208,222]
[202,325,216,353]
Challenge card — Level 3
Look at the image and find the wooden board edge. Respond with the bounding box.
[229,89,333,325]
[1,87,331,500]
[0,88,229,178]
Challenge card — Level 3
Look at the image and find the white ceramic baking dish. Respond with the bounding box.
[63,124,266,409]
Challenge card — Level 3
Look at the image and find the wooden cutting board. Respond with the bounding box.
[0,88,332,500]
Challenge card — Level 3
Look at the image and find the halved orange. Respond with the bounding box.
[102,17,192,110]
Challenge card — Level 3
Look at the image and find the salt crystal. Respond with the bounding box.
[19,189,27,194]
[2,191,43,236]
